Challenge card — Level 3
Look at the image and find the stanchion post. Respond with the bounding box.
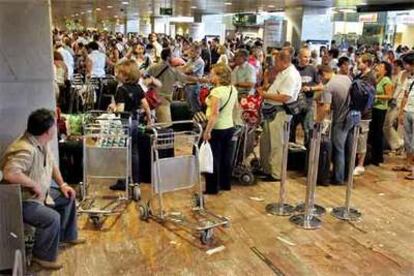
[290,123,322,229]
[331,124,362,220]
[266,115,295,216]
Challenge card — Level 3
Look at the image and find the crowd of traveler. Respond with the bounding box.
[1,28,414,270]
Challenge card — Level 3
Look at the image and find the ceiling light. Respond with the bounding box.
[339,8,355,13]
[114,15,118,18]
[191,6,197,9]
[107,5,113,8]
[224,2,232,5]
[96,8,101,11]
[80,11,85,15]
[122,1,129,4]
[268,5,275,8]
[87,10,92,13]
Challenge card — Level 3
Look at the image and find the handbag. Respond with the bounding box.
[193,86,233,128]
[261,103,279,121]
[145,65,169,109]
[283,100,301,115]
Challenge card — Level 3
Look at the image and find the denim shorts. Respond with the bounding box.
[404,111,414,154]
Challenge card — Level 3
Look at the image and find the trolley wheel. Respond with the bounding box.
[193,193,204,208]
[250,158,261,171]
[139,203,150,221]
[131,185,141,202]
[239,172,255,186]
[89,215,102,228]
[200,229,214,245]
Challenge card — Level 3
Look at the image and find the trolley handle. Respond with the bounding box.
[147,120,203,147]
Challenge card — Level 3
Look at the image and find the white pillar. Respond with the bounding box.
[0,0,56,155]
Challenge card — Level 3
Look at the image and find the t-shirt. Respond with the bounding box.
[88,50,106,78]
[296,64,320,105]
[404,76,414,112]
[374,76,393,110]
[185,57,205,78]
[206,85,238,130]
[231,62,257,96]
[266,64,301,106]
[114,83,145,114]
[324,75,352,124]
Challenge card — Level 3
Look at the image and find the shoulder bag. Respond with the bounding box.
[193,86,233,128]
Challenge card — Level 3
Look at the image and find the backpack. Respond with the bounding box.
[348,78,376,113]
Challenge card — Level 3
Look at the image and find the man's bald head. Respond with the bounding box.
[298,48,311,66]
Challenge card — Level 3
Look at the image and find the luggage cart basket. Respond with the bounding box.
[78,111,138,227]
[139,120,230,245]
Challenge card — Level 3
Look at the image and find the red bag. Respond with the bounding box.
[240,94,263,125]
[56,107,67,136]
[145,88,162,110]
[199,86,210,106]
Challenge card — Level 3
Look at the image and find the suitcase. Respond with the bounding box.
[137,127,175,183]
[59,140,83,184]
[287,147,307,171]
[317,135,332,185]
[170,101,193,131]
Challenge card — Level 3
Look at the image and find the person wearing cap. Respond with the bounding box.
[397,52,414,179]
[0,109,85,270]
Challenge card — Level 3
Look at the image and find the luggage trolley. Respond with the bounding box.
[78,111,139,227]
[139,121,230,245]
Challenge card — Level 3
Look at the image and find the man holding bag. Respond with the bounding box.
[202,64,238,194]
[257,49,301,182]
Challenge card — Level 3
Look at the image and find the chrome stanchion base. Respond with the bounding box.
[294,203,326,216]
[331,207,362,221]
[265,203,295,216]
[289,214,321,229]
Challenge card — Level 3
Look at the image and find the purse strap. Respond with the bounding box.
[219,86,233,112]
[155,65,169,79]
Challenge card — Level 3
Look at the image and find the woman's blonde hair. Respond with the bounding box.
[115,59,140,84]
[217,45,227,55]
[212,63,232,86]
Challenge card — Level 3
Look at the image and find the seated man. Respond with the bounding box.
[0,109,84,270]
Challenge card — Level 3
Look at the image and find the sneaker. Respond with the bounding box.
[60,238,86,247]
[353,166,365,176]
[32,258,63,270]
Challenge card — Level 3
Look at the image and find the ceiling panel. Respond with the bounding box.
[51,0,414,27]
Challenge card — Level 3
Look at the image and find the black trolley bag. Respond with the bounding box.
[317,133,332,185]
[137,126,175,183]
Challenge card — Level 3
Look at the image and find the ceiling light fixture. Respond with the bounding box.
[122,1,129,4]
[96,8,101,11]
[268,5,275,8]
[339,8,355,13]
[191,6,197,9]
[107,5,113,8]
[87,10,92,13]
[224,2,232,5]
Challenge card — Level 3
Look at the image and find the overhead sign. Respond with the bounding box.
[263,19,285,49]
[160,8,173,16]
[359,13,378,23]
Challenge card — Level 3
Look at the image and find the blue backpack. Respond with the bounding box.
[349,78,376,113]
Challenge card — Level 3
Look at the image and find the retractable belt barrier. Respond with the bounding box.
[290,122,324,230]
[331,124,362,220]
[266,116,295,216]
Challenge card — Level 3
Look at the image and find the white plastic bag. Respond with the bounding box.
[199,141,214,174]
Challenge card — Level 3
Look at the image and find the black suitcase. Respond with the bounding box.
[58,140,83,184]
[317,135,332,185]
[137,127,175,183]
[170,101,193,131]
[287,147,307,171]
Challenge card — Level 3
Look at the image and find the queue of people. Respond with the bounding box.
[1,28,414,270]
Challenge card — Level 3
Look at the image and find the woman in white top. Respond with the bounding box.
[53,51,68,99]
[86,41,108,78]
[217,45,229,65]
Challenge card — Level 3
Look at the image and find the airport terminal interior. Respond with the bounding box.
[1,0,414,275]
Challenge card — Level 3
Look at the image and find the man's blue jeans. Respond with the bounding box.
[332,118,356,183]
[22,188,78,262]
[185,84,202,113]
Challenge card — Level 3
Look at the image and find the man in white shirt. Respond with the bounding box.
[231,49,257,97]
[257,49,301,181]
[56,41,74,80]
[149,33,163,62]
